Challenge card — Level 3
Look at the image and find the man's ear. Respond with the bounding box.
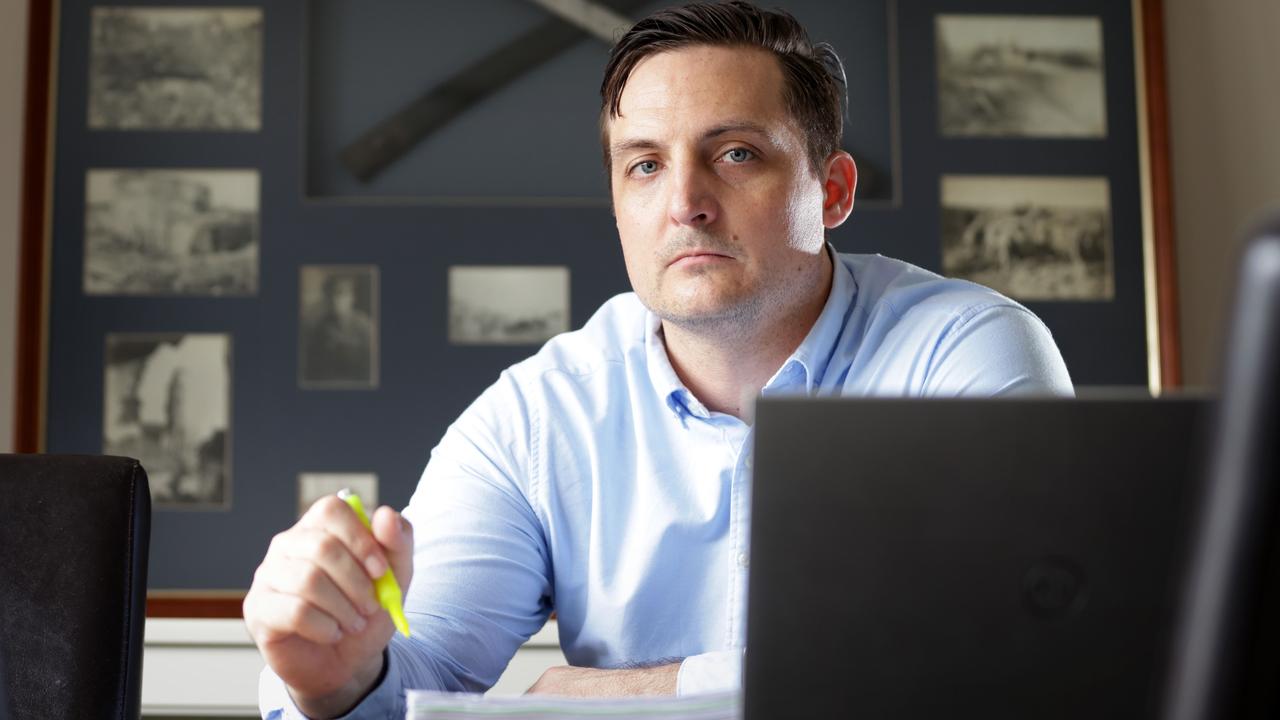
[820,151,857,229]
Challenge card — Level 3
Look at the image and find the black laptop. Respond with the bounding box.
[744,395,1208,719]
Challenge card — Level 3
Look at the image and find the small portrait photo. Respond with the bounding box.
[449,266,570,345]
[941,175,1114,301]
[84,168,259,296]
[297,472,378,519]
[936,14,1107,138]
[103,333,231,509]
[88,7,263,130]
[299,265,379,388]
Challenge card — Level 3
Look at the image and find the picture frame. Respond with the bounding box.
[297,264,380,389]
[15,0,1182,617]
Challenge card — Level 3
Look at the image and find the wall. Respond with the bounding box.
[1164,0,1280,387]
[1,0,30,453]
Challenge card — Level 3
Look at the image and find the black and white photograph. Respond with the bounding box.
[299,265,378,388]
[103,333,231,509]
[449,266,570,345]
[84,169,259,296]
[936,14,1107,138]
[88,7,263,130]
[297,473,378,518]
[941,175,1114,301]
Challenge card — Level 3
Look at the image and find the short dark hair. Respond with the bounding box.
[600,1,847,175]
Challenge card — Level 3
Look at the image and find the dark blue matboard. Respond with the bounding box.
[43,0,1150,592]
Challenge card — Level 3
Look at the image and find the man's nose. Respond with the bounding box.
[667,162,719,228]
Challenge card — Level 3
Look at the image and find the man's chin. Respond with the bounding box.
[648,295,760,330]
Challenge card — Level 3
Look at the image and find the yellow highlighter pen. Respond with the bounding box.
[337,489,412,638]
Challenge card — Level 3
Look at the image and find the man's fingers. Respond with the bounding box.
[259,554,373,634]
[248,589,345,646]
[371,506,414,586]
[271,528,382,617]
[298,495,391,580]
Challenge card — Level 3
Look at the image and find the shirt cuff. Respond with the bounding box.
[259,649,404,719]
[676,649,744,696]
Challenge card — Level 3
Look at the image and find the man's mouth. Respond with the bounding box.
[668,250,733,267]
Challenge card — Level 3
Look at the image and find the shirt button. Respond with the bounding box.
[737,552,750,569]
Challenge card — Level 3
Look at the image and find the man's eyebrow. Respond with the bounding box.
[610,122,778,160]
[609,137,663,158]
[701,121,774,141]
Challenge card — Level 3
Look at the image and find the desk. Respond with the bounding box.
[141,618,566,717]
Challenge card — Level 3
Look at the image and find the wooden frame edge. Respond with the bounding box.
[15,0,53,453]
[1139,0,1184,389]
[147,593,247,618]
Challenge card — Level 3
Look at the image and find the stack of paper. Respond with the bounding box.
[406,690,741,720]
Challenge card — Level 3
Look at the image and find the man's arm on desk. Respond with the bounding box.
[527,649,742,697]
[526,663,680,696]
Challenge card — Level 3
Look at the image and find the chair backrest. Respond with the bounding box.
[0,636,12,719]
[0,454,151,719]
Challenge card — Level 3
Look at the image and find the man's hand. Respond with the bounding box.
[525,664,680,697]
[243,496,414,719]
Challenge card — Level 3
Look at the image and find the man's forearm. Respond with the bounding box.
[525,663,681,697]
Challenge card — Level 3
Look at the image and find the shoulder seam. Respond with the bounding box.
[950,301,1051,337]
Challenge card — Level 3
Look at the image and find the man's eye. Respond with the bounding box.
[723,148,755,163]
[631,160,659,176]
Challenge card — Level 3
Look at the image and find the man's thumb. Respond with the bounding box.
[371,506,413,586]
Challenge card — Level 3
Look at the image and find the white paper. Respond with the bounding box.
[406,690,741,720]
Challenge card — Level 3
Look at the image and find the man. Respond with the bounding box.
[247,3,1073,717]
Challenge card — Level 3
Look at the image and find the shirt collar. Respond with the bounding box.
[644,244,856,417]
[644,310,712,419]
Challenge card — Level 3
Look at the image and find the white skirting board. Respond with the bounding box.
[142,618,566,717]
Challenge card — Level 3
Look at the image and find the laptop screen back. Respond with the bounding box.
[746,396,1207,719]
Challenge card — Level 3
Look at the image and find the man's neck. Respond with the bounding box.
[661,251,834,420]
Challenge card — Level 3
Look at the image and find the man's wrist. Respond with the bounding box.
[289,650,388,719]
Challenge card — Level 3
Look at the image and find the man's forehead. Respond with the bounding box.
[611,45,791,137]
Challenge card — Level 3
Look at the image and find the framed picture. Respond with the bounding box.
[941,175,1114,301]
[88,6,263,131]
[15,0,1182,617]
[85,168,259,296]
[297,472,378,518]
[103,333,232,510]
[448,266,570,346]
[298,264,379,388]
[936,15,1108,138]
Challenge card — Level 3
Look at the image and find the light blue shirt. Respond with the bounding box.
[260,251,1073,718]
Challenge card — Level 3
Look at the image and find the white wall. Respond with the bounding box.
[0,0,30,453]
[1164,0,1280,387]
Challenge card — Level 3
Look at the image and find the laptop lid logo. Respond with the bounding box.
[1023,556,1089,620]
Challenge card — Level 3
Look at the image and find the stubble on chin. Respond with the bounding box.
[644,263,765,338]
[638,230,760,329]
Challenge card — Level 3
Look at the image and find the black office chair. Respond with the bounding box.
[0,454,151,719]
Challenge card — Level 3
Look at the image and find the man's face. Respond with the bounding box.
[607,45,830,330]
[328,279,357,317]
